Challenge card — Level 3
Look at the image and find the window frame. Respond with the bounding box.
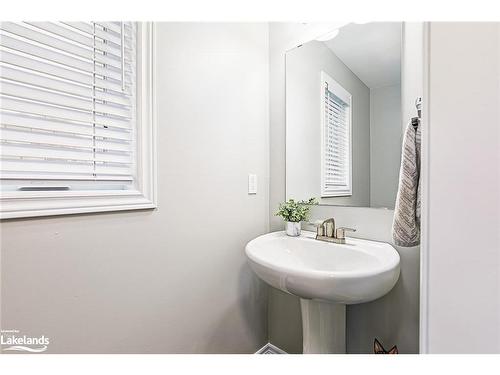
[0,22,157,219]
[320,70,353,198]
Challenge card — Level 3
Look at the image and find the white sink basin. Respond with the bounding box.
[245,230,400,353]
[245,231,400,304]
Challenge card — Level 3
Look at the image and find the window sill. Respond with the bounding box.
[321,191,353,198]
[0,190,157,219]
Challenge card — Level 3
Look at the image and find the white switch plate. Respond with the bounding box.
[248,174,257,194]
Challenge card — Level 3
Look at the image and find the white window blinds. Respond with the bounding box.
[0,22,136,186]
[321,71,352,197]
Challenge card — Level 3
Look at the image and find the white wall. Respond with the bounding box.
[286,41,371,206]
[370,84,402,208]
[422,22,500,353]
[0,23,270,354]
[269,22,420,353]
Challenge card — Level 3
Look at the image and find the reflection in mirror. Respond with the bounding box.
[286,22,402,209]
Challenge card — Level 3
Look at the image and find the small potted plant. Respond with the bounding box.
[275,198,317,236]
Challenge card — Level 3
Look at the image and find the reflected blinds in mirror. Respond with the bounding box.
[321,71,352,197]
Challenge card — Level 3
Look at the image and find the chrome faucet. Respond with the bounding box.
[315,218,356,244]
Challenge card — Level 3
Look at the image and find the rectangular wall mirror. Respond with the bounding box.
[286,22,402,209]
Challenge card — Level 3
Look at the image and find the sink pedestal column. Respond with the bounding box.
[300,299,346,354]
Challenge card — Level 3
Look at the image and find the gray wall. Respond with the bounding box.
[286,41,371,206]
[269,22,420,354]
[370,84,402,208]
[0,23,270,354]
[423,22,500,353]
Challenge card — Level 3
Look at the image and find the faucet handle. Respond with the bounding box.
[335,227,356,239]
[316,223,325,237]
[305,220,325,236]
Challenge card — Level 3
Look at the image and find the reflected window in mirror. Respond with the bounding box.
[321,71,352,198]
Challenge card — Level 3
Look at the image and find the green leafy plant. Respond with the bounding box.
[275,198,318,223]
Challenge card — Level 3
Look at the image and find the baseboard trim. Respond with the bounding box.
[255,343,287,354]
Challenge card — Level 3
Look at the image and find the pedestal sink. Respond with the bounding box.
[245,231,400,354]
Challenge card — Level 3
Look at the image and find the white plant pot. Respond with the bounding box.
[285,221,301,237]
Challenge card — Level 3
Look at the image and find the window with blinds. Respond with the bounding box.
[320,71,352,197]
[0,21,136,188]
[0,22,156,219]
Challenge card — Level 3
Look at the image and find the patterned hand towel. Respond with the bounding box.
[392,120,421,247]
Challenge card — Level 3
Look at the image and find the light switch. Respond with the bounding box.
[248,174,257,194]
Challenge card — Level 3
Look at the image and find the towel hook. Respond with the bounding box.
[411,97,422,129]
[415,97,422,118]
